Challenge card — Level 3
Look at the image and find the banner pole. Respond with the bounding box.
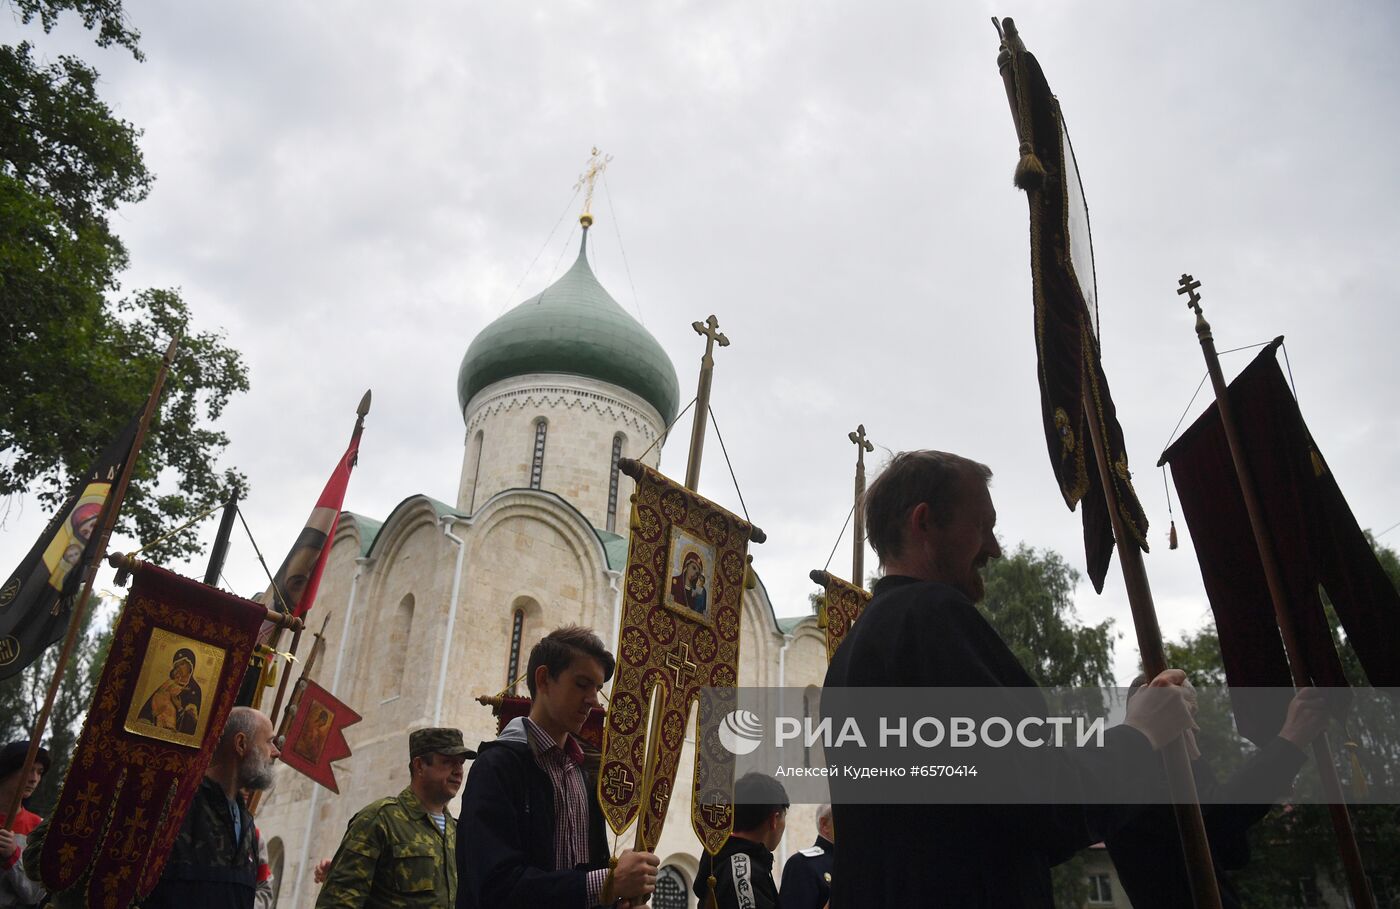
[1179,276,1375,909]
[4,334,181,830]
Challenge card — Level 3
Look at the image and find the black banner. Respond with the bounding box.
[0,418,137,679]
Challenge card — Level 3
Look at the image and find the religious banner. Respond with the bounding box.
[996,18,1149,592]
[0,418,137,680]
[279,679,361,793]
[1161,341,1400,743]
[598,459,758,857]
[808,570,871,662]
[40,562,267,907]
[257,401,366,639]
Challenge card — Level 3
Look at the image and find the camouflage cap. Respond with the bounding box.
[409,727,476,759]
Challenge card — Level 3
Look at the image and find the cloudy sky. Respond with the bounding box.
[4,1,1398,684]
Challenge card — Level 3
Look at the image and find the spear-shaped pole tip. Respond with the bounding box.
[357,389,372,417]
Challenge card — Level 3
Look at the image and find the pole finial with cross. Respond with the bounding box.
[1177,274,1203,314]
[848,424,875,585]
[684,315,730,490]
[574,147,613,228]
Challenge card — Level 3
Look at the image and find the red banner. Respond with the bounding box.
[40,564,265,907]
[809,570,871,662]
[279,680,361,793]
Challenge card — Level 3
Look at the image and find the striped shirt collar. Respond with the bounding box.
[523,716,586,766]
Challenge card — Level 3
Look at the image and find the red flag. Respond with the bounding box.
[279,679,362,793]
[257,411,364,643]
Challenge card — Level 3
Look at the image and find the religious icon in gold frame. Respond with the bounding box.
[124,627,225,748]
[665,528,715,621]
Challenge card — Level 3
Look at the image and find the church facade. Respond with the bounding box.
[255,224,830,908]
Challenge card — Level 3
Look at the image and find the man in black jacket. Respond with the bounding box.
[694,772,788,909]
[824,450,1199,908]
[457,625,658,908]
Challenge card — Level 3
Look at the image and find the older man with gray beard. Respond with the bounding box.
[26,706,281,909]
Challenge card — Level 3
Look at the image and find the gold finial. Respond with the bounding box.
[574,146,612,228]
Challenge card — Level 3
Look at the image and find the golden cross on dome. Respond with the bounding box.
[574,146,613,227]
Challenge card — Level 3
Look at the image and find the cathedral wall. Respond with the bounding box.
[458,373,665,528]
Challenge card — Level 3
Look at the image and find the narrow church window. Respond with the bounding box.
[467,430,484,513]
[606,433,625,532]
[507,608,525,693]
[382,593,414,701]
[529,420,547,489]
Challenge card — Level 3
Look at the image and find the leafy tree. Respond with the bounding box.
[0,594,115,816]
[979,543,1116,688]
[2,5,247,560]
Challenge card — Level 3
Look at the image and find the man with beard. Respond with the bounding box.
[823,450,1199,908]
[317,728,473,907]
[25,706,281,909]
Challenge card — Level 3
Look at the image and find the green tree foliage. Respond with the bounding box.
[1,9,247,560]
[8,0,142,59]
[979,543,1116,688]
[0,595,115,816]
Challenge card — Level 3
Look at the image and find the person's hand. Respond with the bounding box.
[1279,687,1330,749]
[313,858,332,884]
[612,849,659,900]
[1124,668,1199,753]
[0,828,15,863]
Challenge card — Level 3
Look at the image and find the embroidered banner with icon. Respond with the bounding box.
[279,679,362,794]
[598,460,757,856]
[808,570,871,662]
[40,563,265,907]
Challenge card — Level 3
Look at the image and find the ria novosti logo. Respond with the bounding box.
[718,709,764,755]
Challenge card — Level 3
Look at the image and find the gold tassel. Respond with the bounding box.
[1310,447,1325,477]
[1345,734,1369,800]
[705,873,720,909]
[1168,521,1178,550]
[1013,141,1046,190]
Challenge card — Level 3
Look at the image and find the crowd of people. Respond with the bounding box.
[1,449,1332,908]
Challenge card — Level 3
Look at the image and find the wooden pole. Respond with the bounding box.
[250,613,329,816]
[3,335,181,830]
[849,425,874,586]
[1178,275,1376,909]
[1081,391,1225,909]
[684,315,729,491]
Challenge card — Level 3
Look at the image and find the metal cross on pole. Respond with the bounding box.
[1177,273,1376,909]
[848,424,875,585]
[684,315,730,491]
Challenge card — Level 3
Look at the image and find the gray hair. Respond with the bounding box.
[220,705,264,750]
[862,450,992,562]
[817,803,832,823]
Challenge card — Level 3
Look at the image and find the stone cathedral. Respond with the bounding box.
[256,217,830,908]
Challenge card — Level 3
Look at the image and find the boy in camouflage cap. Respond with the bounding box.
[315,727,474,907]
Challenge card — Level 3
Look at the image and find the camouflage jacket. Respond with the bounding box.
[315,787,456,908]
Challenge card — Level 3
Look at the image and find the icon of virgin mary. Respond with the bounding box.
[137,647,203,736]
[669,550,708,616]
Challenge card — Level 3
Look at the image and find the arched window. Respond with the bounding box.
[507,607,526,694]
[382,593,414,701]
[266,837,285,907]
[606,433,626,533]
[529,419,547,489]
[466,430,485,513]
[654,866,688,909]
